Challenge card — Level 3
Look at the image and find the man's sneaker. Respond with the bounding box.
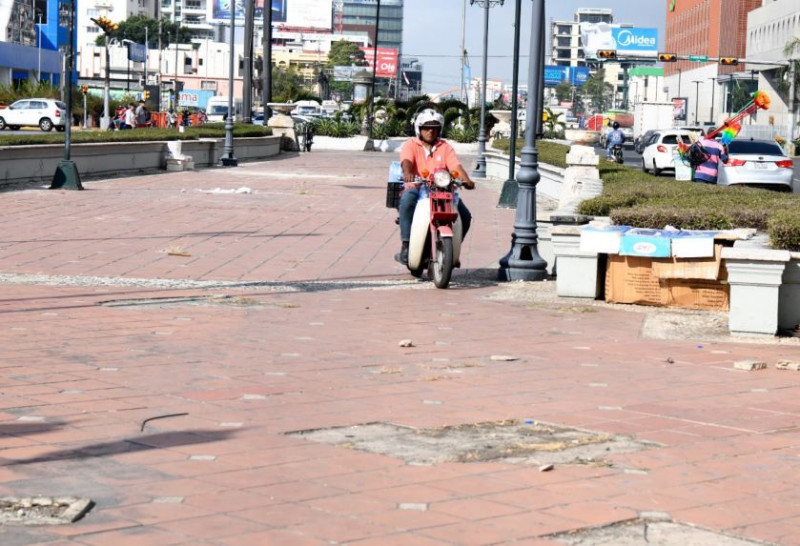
[394,241,409,265]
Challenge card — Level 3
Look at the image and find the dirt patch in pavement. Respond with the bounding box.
[287,419,657,467]
[0,497,93,526]
[550,519,766,545]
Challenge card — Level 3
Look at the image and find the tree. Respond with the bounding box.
[582,68,614,113]
[327,40,368,68]
[543,107,566,138]
[94,15,192,47]
[554,82,572,103]
[272,66,305,102]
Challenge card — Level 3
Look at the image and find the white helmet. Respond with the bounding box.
[414,108,444,138]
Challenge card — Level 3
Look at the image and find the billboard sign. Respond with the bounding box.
[543,66,591,88]
[580,23,658,59]
[126,42,146,63]
[211,0,332,29]
[672,97,688,122]
[612,27,658,56]
[178,89,216,109]
[359,47,398,79]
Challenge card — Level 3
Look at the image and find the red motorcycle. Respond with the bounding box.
[388,167,464,289]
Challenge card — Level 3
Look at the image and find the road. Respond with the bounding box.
[598,143,800,194]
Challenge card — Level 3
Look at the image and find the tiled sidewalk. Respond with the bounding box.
[0,151,799,545]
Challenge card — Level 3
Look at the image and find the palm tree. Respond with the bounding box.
[543,107,566,138]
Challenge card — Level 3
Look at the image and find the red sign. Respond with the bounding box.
[359,47,398,79]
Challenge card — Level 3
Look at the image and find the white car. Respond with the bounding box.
[0,98,67,132]
[641,129,696,175]
[717,139,793,192]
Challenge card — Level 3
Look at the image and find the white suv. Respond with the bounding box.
[0,98,67,132]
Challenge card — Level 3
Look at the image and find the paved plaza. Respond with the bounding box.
[0,150,799,545]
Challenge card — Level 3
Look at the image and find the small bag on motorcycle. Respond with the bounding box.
[386,161,404,209]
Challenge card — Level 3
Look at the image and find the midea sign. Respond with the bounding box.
[612,28,658,53]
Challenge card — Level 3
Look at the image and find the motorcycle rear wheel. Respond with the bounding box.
[430,236,454,289]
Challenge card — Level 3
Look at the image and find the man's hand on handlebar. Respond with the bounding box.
[461,179,475,190]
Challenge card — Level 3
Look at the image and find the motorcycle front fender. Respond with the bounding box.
[407,197,430,271]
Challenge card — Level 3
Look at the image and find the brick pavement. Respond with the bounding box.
[0,151,799,545]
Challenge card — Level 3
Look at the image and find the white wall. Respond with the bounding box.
[663,64,721,126]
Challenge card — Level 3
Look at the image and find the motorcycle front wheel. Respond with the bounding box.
[430,235,454,289]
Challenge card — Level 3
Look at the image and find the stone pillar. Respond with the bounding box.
[267,103,299,152]
[556,145,602,215]
[723,247,790,335]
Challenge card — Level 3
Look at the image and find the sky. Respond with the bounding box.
[401,0,668,95]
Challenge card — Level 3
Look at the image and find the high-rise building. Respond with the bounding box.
[341,0,403,55]
[663,0,764,126]
[664,0,762,77]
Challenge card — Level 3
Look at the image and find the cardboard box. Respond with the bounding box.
[604,243,730,310]
[580,225,630,254]
[619,228,673,258]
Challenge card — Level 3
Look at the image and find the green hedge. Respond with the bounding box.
[491,138,569,169]
[577,160,800,251]
[0,125,272,147]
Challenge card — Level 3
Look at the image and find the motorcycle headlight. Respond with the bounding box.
[433,170,452,189]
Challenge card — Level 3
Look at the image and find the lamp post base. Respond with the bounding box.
[50,160,83,190]
[498,235,548,281]
[497,178,518,208]
[471,159,487,179]
[220,157,239,167]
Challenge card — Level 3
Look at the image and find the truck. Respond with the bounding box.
[205,96,243,123]
[632,102,675,142]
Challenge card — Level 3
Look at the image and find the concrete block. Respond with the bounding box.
[779,256,800,331]
[776,360,800,371]
[723,247,791,336]
[552,225,601,299]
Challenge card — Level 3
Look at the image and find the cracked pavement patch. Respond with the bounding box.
[550,519,768,545]
[0,497,93,526]
[287,419,658,466]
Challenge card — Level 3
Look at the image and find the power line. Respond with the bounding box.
[405,53,531,59]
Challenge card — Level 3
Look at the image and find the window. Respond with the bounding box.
[727,141,783,155]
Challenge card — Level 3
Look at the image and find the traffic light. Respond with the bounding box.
[143,90,150,101]
[719,57,739,66]
[658,53,678,62]
[91,16,118,34]
[596,50,617,60]
[81,85,88,95]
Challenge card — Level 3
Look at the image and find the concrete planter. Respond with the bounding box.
[484,150,565,203]
[780,256,800,332]
[0,135,281,187]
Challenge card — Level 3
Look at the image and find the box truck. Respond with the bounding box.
[632,102,675,141]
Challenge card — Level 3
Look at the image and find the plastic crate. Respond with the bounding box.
[386,182,403,208]
[386,161,404,209]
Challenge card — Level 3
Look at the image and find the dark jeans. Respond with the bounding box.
[398,186,472,242]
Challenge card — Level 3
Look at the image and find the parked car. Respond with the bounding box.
[717,139,793,192]
[0,98,67,132]
[251,111,265,126]
[641,129,695,175]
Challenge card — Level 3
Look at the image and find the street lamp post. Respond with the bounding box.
[364,0,382,150]
[221,3,238,166]
[692,80,701,124]
[497,0,522,208]
[469,0,504,179]
[51,0,82,190]
[261,0,273,118]
[498,0,547,282]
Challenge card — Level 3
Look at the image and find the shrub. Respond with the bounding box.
[446,126,478,143]
[491,138,569,169]
[768,210,800,251]
[0,125,272,146]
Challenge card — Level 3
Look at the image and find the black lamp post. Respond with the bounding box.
[221,3,238,166]
[498,0,547,282]
[470,0,504,179]
[51,0,82,190]
[364,0,381,150]
[497,0,522,208]
[708,76,716,124]
[692,79,701,124]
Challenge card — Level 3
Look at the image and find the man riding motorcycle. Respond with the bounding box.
[605,121,624,160]
[395,108,475,265]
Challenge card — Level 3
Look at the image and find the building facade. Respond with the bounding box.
[745,0,800,140]
[0,0,63,88]
[663,0,764,127]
